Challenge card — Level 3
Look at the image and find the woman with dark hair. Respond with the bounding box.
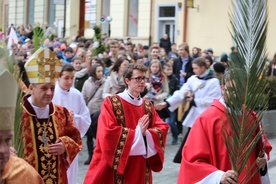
[102,57,130,98]
[82,64,106,165]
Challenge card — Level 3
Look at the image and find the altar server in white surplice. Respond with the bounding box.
[52,64,91,184]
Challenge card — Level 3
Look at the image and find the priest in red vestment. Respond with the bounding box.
[178,71,272,184]
[21,48,82,184]
[84,63,169,184]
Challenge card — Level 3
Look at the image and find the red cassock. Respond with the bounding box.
[178,99,272,184]
[84,95,169,184]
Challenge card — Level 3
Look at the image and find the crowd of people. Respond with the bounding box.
[0,24,273,184]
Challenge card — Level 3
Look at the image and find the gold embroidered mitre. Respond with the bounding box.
[0,70,18,130]
[24,47,62,84]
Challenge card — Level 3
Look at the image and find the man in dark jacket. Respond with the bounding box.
[173,43,194,87]
[159,33,171,54]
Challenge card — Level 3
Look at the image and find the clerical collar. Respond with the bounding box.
[197,70,209,80]
[118,89,143,106]
[27,96,50,118]
[126,90,141,100]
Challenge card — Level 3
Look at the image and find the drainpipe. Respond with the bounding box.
[149,0,153,46]
[183,0,187,42]
[63,0,67,38]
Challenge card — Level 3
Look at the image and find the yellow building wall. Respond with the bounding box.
[186,0,232,56]
[110,0,128,37]
[267,0,276,58]
[186,0,276,58]
[66,0,79,37]
[137,0,151,44]
[3,0,275,58]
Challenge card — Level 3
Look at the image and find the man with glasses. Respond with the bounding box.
[108,40,119,63]
[84,63,169,184]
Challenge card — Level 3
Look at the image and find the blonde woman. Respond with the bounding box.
[144,59,169,119]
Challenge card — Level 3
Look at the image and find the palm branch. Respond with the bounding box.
[0,40,24,157]
[223,0,269,183]
[33,26,44,52]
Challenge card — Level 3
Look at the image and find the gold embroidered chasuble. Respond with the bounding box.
[1,156,44,184]
[21,95,82,184]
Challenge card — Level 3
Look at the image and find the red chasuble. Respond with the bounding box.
[178,99,272,184]
[84,95,169,184]
[21,95,82,184]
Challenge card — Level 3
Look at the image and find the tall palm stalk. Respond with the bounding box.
[222,0,269,183]
[0,41,23,157]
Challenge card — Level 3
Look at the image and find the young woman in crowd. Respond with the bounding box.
[102,56,130,98]
[82,64,106,165]
[72,56,89,91]
[144,59,169,119]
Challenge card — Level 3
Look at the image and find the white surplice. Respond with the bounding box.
[52,83,91,184]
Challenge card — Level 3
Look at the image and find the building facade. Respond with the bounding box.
[1,0,276,58]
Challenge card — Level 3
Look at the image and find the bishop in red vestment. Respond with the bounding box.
[21,95,82,184]
[21,47,82,184]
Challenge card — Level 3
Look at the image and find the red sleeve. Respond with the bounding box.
[57,106,82,165]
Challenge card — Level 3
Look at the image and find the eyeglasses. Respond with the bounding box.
[130,77,148,82]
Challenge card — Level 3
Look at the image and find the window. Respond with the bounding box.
[27,0,35,24]
[159,6,175,17]
[48,0,56,26]
[101,0,110,35]
[128,0,138,36]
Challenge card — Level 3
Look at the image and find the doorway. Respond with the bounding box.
[160,21,175,43]
[156,4,177,44]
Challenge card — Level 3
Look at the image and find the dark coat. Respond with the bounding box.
[159,38,172,54]
[173,56,194,86]
[167,74,179,96]
[74,74,89,92]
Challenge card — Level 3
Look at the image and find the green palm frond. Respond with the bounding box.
[224,0,269,183]
[33,26,44,52]
[0,40,23,157]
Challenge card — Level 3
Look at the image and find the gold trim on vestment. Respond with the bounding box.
[22,101,59,183]
[29,115,39,171]
[152,128,165,151]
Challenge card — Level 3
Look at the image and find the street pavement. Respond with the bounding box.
[77,128,276,184]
